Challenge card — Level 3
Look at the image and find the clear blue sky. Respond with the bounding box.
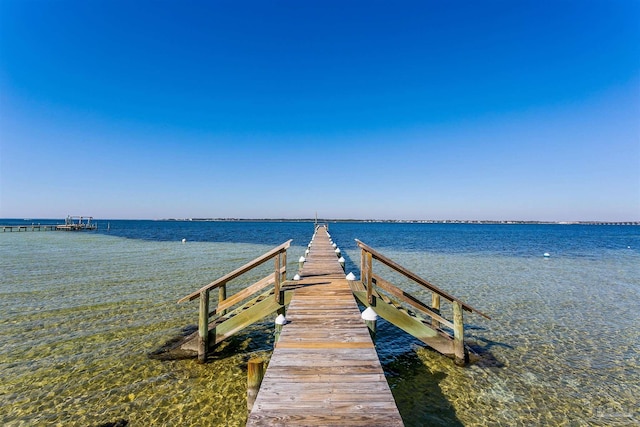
[1,0,639,221]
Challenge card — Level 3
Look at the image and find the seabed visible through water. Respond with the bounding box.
[1,223,638,426]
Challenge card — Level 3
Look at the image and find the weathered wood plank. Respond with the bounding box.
[275,341,372,349]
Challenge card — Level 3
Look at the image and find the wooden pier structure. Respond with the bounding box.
[246,226,403,426]
[1,224,58,232]
[1,216,97,232]
[165,224,489,426]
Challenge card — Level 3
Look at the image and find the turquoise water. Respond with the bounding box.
[1,222,638,426]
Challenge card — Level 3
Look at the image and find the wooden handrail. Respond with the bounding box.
[372,274,455,330]
[355,239,490,320]
[178,240,292,303]
[213,269,281,315]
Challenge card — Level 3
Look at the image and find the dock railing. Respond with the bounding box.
[178,240,291,362]
[355,239,490,365]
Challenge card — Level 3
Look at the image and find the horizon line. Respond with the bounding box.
[1,217,638,225]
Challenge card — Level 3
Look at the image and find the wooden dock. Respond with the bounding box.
[246,226,404,426]
[167,223,489,425]
[1,216,97,232]
[1,224,58,232]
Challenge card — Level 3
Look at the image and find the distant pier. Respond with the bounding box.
[1,216,97,232]
[1,224,59,232]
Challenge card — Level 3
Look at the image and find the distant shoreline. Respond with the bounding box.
[2,218,638,226]
[160,218,640,226]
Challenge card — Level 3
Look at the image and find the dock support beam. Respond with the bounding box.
[452,301,467,366]
[198,289,210,363]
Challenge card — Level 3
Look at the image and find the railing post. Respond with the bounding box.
[453,300,467,366]
[360,247,365,283]
[281,249,287,282]
[365,251,373,305]
[218,283,227,316]
[431,294,441,329]
[198,289,210,363]
[274,252,283,305]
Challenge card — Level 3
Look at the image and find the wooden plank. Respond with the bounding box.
[248,414,403,427]
[275,341,373,349]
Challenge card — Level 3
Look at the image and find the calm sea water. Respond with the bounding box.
[1,220,638,426]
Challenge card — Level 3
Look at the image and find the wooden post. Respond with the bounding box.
[365,252,373,304]
[198,289,210,363]
[274,313,287,345]
[218,283,227,316]
[453,300,467,366]
[360,248,365,285]
[281,249,287,282]
[247,357,265,412]
[274,253,283,305]
[431,293,441,329]
[361,307,378,341]
[365,319,377,340]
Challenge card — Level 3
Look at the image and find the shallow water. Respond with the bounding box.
[1,222,638,426]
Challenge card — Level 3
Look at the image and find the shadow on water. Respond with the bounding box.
[208,322,276,363]
[383,349,464,427]
[148,322,276,361]
[466,327,512,369]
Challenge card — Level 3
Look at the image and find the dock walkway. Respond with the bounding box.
[247,226,404,426]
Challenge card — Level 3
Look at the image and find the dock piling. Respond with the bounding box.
[247,357,265,412]
[453,301,467,366]
[198,289,210,363]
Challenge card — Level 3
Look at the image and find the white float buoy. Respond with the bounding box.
[293,274,301,281]
[345,272,356,280]
[543,252,550,258]
[275,314,287,325]
[182,238,186,243]
[361,307,379,321]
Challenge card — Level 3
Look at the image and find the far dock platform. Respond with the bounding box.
[1,216,97,232]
